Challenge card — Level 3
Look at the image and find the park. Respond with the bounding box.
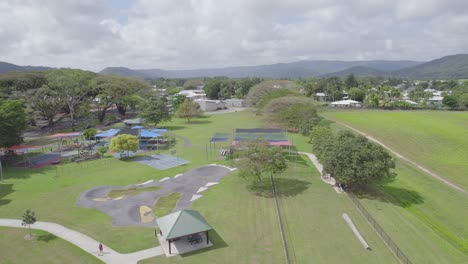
[1,107,466,263]
[0,71,467,264]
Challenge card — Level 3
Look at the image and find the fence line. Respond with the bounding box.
[347,194,412,264]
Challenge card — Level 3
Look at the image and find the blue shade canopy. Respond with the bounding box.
[140,129,160,138]
[151,128,168,133]
[132,125,144,129]
[95,128,120,138]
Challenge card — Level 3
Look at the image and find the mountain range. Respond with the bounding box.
[2,54,468,79]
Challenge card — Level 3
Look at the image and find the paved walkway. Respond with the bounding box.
[334,121,467,195]
[298,152,336,186]
[0,219,163,264]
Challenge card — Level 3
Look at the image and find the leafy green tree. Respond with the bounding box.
[348,88,366,102]
[236,141,287,186]
[171,94,186,111]
[263,96,321,135]
[109,134,139,156]
[442,95,459,109]
[176,100,203,123]
[344,74,359,89]
[82,128,97,140]
[459,93,468,108]
[310,125,335,161]
[139,97,171,126]
[91,75,148,121]
[21,209,37,238]
[97,146,107,156]
[47,69,96,120]
[31,85,62,126]
[0,100,27,147]
[319,131,395,190]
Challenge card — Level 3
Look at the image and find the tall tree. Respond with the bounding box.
[344,74,359,89]
[348,88,366,102]
[175,99,203,123]
[139,97,171,126]
[31,85,62,126]
[91,75,148,122]
[0,100,27,147]
[315,131,395,190]
[442,95,459,110]
[47,69,96,120]
[236,142,287,186]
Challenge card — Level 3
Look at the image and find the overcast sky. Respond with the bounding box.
[1,0,468,71]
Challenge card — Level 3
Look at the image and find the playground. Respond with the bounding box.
[76,165,235,226]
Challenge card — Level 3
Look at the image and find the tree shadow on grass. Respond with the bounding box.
[181,230,228,257]
[37,233,57,242]
[0,183,14,206]
[248,178,311,198]
[185,120,212,125]
[162,125,185,131]
[284,154,309,166]
[352,184,424,208]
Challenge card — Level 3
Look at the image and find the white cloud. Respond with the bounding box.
[0,0,467,71]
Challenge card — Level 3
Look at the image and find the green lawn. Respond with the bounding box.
[321,110,468,263]
[321,110,468,189]
[153,192,182,217]
[0,227,101,264]
[0,110,399,263]
[140,160,396,264]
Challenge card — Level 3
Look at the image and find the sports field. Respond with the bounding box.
[322,110,468,189]
[0,110,397,263]
[322,110,468,263]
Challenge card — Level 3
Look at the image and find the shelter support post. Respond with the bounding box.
[169,239,171,254]
[206,231,209,244]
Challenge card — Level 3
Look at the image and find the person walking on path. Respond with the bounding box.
[98,243,104,256]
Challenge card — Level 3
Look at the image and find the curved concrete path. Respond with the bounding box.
[298,152,335,186]
[334,121,467,195]
[0,219,163,264]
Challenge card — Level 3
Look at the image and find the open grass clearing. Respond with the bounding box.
[107,186,160,198]
[153,192,182,217]
[0,227,101,264]
[321,110,468,263]
[321,110,468,190]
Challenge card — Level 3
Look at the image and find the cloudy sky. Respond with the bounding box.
[1,0,468,71]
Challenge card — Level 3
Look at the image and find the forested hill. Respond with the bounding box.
[0,61,54,73]
[321,66,389,78]
[392,54,468,79]
[99,60,421,79]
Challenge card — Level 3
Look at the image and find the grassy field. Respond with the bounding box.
[0,227,101,264]
[322,110,468,263]
[321,110,468,189]
[153,192,182,217]
[140,160,396,264]
[0,110,397,263]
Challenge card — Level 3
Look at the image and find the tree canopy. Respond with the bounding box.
[175,99,203,122]
[109,134,139,156]
[235,141,287,186]
[138,96,171,126]
[311,128,395,191]
[46,69,96,120]
[0,100,27,147]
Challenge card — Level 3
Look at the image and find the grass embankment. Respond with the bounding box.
[153,192,182,217]
[107,186,160,198]
[0,227,101,264]
[322,110,468,263]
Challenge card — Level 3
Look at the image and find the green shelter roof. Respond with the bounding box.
[157,210,213,240]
